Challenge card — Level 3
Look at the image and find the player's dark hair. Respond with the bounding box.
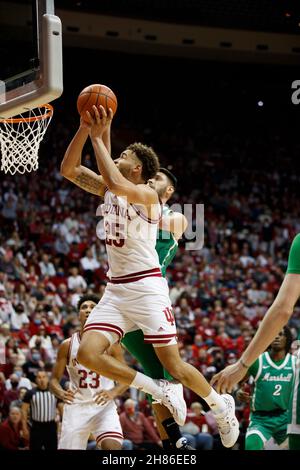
[127,142,160,182]
[159,167,177,190]
[283,325,293,353]
[77,294,100,311]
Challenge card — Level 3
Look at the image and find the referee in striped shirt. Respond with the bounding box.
[22,370,59,450]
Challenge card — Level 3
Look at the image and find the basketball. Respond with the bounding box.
[77,84,118,122]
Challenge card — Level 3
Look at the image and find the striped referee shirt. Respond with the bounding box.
[23,388,57,422]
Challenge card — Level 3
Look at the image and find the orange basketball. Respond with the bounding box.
[77,84,118,122]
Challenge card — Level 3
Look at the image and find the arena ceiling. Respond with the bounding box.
[53,0,300,34]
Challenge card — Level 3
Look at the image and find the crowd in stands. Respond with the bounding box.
[0,78,299,450]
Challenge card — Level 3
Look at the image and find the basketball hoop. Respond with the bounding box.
[0,104,53,175]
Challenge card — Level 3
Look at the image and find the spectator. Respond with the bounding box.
[10,387,29,409]
[0,323,10,345]
[29,325,52,353]
[5,367,32,391]
[5,338,25,367]
[0,295,14,325]
[54,235,70,257]
[22,348,45,383]
[180,419,213,450]
[39,254,56,278]
[119,399,161,450]
[10,303,29,331]
[2,374,20,417]
[0,406,28,450]
[80,249,100,285]
[67,266,87,291]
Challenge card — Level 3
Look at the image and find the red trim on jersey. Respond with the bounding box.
[110,267,162,284]
[83,323,124,340]
[110,273,162,284]
[131,204,160,224]
[111,267,161,279]
[144,333,177,338]
[83,322,123,337]
[144,338,177,344]
[143,333,177,344]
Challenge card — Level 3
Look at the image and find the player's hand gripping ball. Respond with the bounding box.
[77,84,117,123]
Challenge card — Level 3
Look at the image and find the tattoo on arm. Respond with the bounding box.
[73,172,105,196]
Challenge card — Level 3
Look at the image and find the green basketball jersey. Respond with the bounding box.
[286,233,300,274]
[249,352,296,412]
[156,205,178,277]
[286,234,300,433]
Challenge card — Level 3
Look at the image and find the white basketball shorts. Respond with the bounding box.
[83,276,177,347]
[58,401,123,450]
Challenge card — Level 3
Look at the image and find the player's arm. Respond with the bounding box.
[102,116,112,155]
[88,106,158,205]
[61,122,107,197]
[211,234,300,393]
[211,274,300,393]
[93,343,129,405]
[50,339,77,404]
[159,211,188,240]
[240,273,300,364]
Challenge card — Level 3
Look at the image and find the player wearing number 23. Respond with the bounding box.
[50,295,128,449]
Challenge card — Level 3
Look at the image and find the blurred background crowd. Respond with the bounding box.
[1,0,300,448]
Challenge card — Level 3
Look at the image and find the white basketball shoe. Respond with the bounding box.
[214,394,240,448]
[153,380,187,426]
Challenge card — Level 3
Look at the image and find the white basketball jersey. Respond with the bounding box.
[66,332,115,404]
[101,190,161,279]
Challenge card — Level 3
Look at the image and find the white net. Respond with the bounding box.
[0,104,53,175]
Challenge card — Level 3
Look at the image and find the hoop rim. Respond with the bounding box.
[0,104,54,124]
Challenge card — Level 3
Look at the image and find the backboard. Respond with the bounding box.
[0,0,63,118]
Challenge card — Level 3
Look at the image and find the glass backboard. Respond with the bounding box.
[0,0,63,118]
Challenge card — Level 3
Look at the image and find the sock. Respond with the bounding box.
[130,372,164,401]
[162,417,183,446]
[203,388,226,414]
[162,439,173,450]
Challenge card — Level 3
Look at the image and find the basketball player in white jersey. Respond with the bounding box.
[60,104,239,447]
[50,294,127,450]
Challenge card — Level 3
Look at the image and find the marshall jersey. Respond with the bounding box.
[101,190,161,279]
[286,233,300,433]
[66,332,115,404]
[156,205,178,277]
[248,352,296,412]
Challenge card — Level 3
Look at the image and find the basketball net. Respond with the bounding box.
[0,104,53,175]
